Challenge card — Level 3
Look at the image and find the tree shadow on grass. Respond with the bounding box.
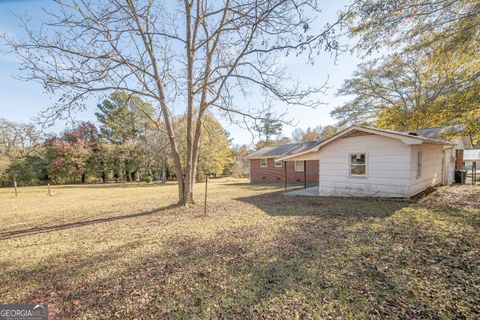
[234,190,407,218]
[51,182,175,190]
[217,182,284,191]
[2,187,478,318]
[30,216,476,319]
[3,201,478,319]
[0,203,179,241]
[219,181,318,191]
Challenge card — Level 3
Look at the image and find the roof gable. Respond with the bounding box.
[277,125,454,161]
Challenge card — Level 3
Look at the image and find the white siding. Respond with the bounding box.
[445,148,455,185]
[316,135,412,197]
[408,144,445,196]
[283,130,454,198]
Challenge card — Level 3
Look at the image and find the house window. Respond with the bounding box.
[417,151,422,178]
[274,160,283,168]
[294,161,304,172]
[349,153,367,177]
[260,158,267,167]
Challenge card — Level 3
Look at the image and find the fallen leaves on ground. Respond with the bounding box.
[0,180,478,319]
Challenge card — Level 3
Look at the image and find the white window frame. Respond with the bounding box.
[349,152,367,178]
[294,160,304,172]
[274,160,283,168]
[260,158,267,167]
[417,150,422,178]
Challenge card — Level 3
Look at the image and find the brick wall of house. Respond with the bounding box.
[250,158,319,184]
[455,149,464,170]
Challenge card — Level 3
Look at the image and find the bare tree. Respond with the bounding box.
[6,0,346,205]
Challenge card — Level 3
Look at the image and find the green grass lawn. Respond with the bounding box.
[0,179,479,319]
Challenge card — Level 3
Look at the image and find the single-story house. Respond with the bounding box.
[247,140,320,185]
[248,125,471,198]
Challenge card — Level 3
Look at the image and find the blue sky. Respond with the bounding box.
[0,0,361,145]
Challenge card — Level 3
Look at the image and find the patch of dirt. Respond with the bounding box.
[415,185,480,210]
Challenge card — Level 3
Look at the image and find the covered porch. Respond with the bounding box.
[281,159,318,191]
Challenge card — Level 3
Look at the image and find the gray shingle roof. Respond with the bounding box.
[405,125,465,140]
[247,140,322,158]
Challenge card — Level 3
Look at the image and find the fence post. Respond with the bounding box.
[13,180,17,198]
[204,175,208,215]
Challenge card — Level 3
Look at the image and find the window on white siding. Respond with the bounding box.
[274,160,283,168]
[349,153,367,176]
[260,158,267,167]
[294,160,304,172]
[417,151,422,178]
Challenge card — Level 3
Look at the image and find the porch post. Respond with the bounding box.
[304,160,307,189]
[284,161,287,191]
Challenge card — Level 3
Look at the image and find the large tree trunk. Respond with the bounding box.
[183,0,196,205]
[183,176,194,204]
[160,117,184,204]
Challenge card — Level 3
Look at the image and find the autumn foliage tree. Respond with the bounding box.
[334,0,480,141]
[176,112,234,178]
[45,122,98,183]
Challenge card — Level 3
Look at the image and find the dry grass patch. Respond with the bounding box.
[0,180,479,319]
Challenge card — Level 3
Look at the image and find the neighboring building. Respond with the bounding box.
[248,125,471,198]
[463,149,480,170]
[247,140,320,185]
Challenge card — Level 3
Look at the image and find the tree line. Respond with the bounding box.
[0,92,342,188]
[0,92,236,187]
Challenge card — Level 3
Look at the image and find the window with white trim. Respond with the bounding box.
[260,158,267,167]
[274,160,283,168]
[294,160,304,172]
[349,153,367,176]
[417,150,422,178]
